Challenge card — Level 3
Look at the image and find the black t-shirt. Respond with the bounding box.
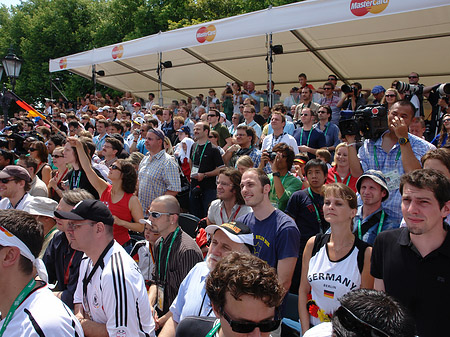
[67,168,103,199]
[176,317,217,337]
[190,142,224,190]
[371,227,450,337]
[285,189,329,253]
[254,113,267,127]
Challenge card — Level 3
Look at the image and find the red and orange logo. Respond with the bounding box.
[112,45,124,59]
[59,58,67,69]
[196,25,216,44]
[350,0,389,17]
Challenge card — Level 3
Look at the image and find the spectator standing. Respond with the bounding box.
[293,108,326,160]
[318,82,341,125]
[314,105,341,154]
[29,140,52,185]
[325,143,358,193]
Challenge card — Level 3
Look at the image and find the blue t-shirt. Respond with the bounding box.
[293,127,326,160]
[238,209,300,268]
[137,139,148,155]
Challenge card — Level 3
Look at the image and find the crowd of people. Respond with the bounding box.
[0,71,449,337]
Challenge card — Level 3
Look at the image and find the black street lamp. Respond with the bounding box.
[0,48,22,126]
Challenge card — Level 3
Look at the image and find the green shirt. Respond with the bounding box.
[269,173,302,211]
[213,123,231,148]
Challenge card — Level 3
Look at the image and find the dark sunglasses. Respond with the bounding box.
[408,76,418,79]
[0,178,15,184]
[110,164,122,172]
[208,135,216,139]
[323,87,332,90]
[52,154,64,159]
[336,305,390,337]
[147,211,178,218]
[207,114,217,118]
[28,148,37,152]
[384,94,396,98]
[222,310,281,333]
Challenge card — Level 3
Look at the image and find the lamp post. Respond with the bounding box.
[0,48,22,126]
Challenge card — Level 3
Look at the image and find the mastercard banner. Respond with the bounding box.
[196,25,217,44]
[350,0,389,16]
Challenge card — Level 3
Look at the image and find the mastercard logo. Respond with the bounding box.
[59,58,67,69]
[196,25,216,44]
[350,0,389,17]
[112,45,124,59]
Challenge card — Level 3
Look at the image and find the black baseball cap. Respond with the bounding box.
[54,199,114,226]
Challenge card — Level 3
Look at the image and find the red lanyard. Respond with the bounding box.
[220,205,241,223]
[64,251,76,285]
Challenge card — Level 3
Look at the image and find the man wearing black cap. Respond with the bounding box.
[0,165,34,211]
[55,199,155,336]
[354,170,396,245]
[159,221,253,337]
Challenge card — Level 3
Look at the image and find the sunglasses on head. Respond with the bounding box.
[110,164,122,171]
[147,211,177,218]
[0,178,15,184]
[221,309,281,333]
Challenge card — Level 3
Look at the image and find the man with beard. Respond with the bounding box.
[158,221,253,337]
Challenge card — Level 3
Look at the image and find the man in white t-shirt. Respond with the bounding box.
[0,209,83,336]
[55,199,155,337]
[262,112,299,154]
[0,165,34,211]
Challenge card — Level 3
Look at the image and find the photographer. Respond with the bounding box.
[345,100,435,225]
[337,82,367,111]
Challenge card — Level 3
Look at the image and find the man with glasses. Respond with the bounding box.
[99,137,122,168]
[293,108,326,160]
[93,119,110,154]
[293,87,320,123]
[145,195,203,330]
[0,165,34,210]
[55,199,156,337]
[223,125,261,169]
[238,104,262,143]
[208,109,232,150]
[319,81,342,125]
[176,252,284,337]
[313,105,341,154]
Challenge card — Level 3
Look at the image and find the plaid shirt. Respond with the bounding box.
[138,150,181,213]
[358,132,435,224]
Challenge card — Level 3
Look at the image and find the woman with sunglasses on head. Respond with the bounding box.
[298,183,373,335]
[67,137,144,252]
[47,146,69,202]
[431,113,450,147]
[29,140,52,185]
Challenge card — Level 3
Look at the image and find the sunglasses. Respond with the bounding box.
[147,211,177,218]
[328,78,337,81]
[384,94,396,98]
[337,305,390,337]
[408,76,418,79]
[0,178,15,184]
[300,114,309,117]
[207,114,217,118]
[110,164,122,171]
[208,135,216,139]
[52,154,64,159]
[222,309,281,333]
[318,110,328,114]
[443,119,450,123]
[28,148,37,152]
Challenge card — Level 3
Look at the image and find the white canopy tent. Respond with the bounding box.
[50,0,450,105]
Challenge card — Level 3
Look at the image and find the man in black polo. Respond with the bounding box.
[371,169,450,337]
[190,122,225,218]
[207,109,231,150]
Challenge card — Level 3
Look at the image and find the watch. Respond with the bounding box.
[273,172,281,177]
[398,137,409,145]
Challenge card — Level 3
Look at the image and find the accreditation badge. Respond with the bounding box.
[157,285,165,311]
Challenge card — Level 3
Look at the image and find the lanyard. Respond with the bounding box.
[158,227,180,283]
[0,278,36,337]
[323,122,329,137]
[300,128,312,147]
[357,210,385,239]
[64,251,76,285]
[373,146,401,170]
[83,240,114,299]
[193,141,209,167]
[205,322,221,337]
[44,227,58,241]
[198,292,214,317]
[307,188,323,232]
[334,174,351,186]
[71,170,82,189]
[220,205,241,224]
[271,132,286,150]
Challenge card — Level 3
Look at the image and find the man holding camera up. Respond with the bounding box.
[346,100,435,225]
[337,82,367,111]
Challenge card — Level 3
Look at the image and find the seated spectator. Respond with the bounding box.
[0,165,34,210]
[29,140,52,185]
[100,136,123,168]
[325,143,358,193]
[432,113,450,147]
[68,137,144,252]
[223,125,261,169]
[175,252,284,337]
[207,168,252,226]
[409,116,426,139]
[208,130,225,155]
[299,183,372,335]
[17,155,48,197]
[316,148,332,169]
[235,155,253,175]
[0,149,15,170]
[44,189,93,310]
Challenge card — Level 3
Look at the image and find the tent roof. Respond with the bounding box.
[49,0,450,103]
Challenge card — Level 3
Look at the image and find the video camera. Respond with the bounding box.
[338,105,388,140]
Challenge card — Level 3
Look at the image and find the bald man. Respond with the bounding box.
[146,196,203,330]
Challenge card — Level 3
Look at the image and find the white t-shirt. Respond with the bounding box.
[261,133,299,154]
[207,199,253,225]
[74,241,155,337]
[0,282,84,336]
[0,193,34,211]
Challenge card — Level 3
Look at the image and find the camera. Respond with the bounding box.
[267,151,277,161]
[395,81,423,95]
[436,83,450,97]
[338,105,388,140]
[341,84,358,96]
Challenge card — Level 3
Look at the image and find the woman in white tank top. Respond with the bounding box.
[298,183,373,335]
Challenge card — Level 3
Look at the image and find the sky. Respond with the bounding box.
[1,0,22,7]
